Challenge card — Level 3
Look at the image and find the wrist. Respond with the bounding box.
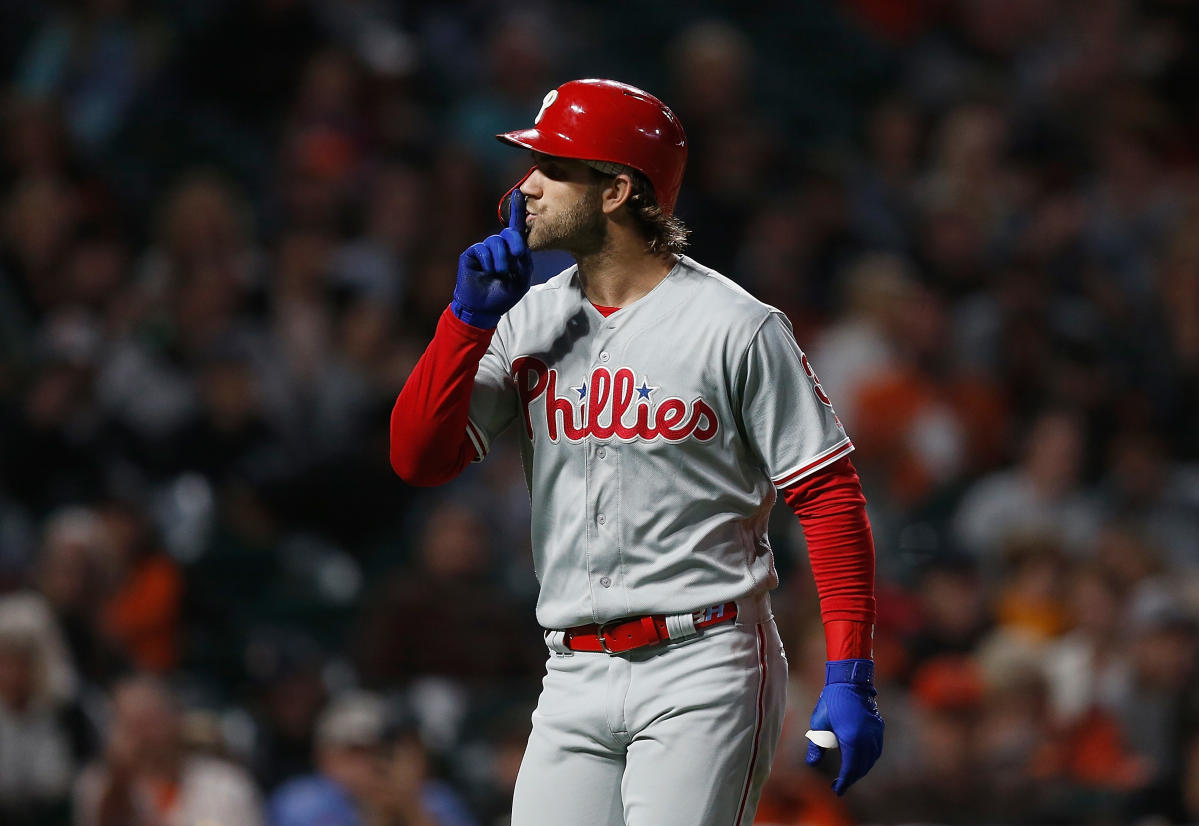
[825,659,874,686]
[824,619,874,660]
[450,298,500,330]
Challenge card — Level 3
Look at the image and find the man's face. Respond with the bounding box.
[110,680,182,770]
[520,153,607,255]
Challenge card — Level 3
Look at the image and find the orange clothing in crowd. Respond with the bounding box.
[994,588,1071,640]
[852,367,1007,506]
[1032,708,1151,790]
[102,555,183,672]
[754,769,856,826]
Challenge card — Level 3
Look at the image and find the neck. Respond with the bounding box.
[574,242,676,307]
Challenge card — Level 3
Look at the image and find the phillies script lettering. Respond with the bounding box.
[512,357,719,444]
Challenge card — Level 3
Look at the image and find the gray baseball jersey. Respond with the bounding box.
[465,254,852,629]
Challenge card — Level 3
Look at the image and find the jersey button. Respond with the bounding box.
[597,447,606,459]
[597,513,606,525]
[599,351,610,363]
[600,576,612,588]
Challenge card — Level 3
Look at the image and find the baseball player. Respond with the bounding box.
[390,79,883,825]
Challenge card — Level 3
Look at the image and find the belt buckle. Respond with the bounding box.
[597,619,622,654]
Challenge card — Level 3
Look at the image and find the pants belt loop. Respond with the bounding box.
[664,610,698,641]
[544,629,572,654]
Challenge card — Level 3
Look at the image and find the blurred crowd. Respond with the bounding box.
[0,0,1197,824]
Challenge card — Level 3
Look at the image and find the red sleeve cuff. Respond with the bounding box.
[440,304,500,344]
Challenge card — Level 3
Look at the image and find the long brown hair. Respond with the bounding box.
[586,162,690,255]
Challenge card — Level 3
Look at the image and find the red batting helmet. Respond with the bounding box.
[496,79,688,215]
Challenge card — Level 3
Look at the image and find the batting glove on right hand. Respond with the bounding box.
[805,659,885,795]
[451,190,533,329]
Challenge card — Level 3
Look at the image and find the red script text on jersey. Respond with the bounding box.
[512,357,719,444]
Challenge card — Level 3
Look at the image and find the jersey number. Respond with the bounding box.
[800,354,833,407]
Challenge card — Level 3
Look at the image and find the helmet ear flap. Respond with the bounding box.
[497,167,536,225]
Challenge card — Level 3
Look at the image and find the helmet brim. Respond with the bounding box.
[496,129,578,159]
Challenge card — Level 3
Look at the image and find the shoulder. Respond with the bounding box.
[670,256,779,330]
[499,265,579,334]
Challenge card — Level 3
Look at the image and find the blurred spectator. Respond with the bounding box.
[1185,730,1199,824]
[808,252,917,431]
[0,174,81,343]
[355,501,542,697]
[1099,428,1199,572]
[1116,584,1199,814]
[269,690,477,826]
[848,96,922,250]
[917,102,1012,293]
[374,710,478,826]
[246,631,328,793]
[1,337,108,513]
[330,160,426,306]
[15,0,169,154]
[278,50,369,233]
[992,535,1071,641]
[954,408,1101,560]
[864,653,988,823]
[2,96,74,181]
[99,170,267,456]
[95,499,182,674]
[268,690,388,826]
[29,508,128,688]
[973,641,1058,820]
[1158,202,1199,397]
[0,595,76,826]
[74,675,263,826]
[667,19,780,276]
[1043,563,1133,726]
[903,553,991,672]
[850,284,1007,507]
[0,491,36,590]
[453,702,534,826]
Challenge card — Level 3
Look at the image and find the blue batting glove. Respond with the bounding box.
[805,659,885,795]
[451,190,533,329]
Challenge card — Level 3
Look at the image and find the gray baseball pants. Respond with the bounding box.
[510,594,788,826]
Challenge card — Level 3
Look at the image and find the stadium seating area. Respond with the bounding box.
[0,1,1196,824]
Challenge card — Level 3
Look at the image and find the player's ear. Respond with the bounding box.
[600,173,634,215]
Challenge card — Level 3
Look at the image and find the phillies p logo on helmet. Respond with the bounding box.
[535,89,558,125]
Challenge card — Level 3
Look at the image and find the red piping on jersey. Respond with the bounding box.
[774,439,854,488]
[783,455,877,660]
[389,305,488,486]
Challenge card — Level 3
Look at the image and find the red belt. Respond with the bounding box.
[563,602,738,654]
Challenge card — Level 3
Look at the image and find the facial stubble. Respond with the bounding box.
[527,185,607,257]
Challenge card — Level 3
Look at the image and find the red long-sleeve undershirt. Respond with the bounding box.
[390,306,493,486]
[390,304,876,659]
[782,458,877,660]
